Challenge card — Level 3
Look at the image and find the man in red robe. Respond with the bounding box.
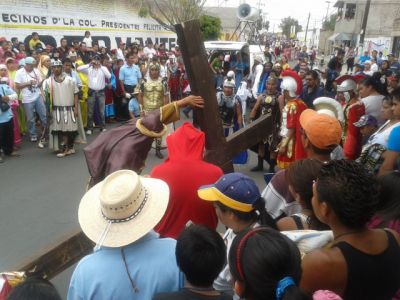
[151,122,223,239]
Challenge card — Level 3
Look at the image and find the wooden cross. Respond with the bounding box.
[14,19,273,280]
[175,20,273,173]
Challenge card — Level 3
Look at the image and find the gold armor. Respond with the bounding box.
[142,79,165,114]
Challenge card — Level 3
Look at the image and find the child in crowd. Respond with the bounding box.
[277,159,328,231]
[369,171,400,234]
[198,172,276,295]
[353,114,378,140]
[154,225,230,300]
[7,277,62,300]
[229,227,310,300]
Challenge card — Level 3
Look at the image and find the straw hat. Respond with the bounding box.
[78,170,169,248]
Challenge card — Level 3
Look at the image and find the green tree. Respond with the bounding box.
[263,20,270,31]
[322,14,337,31]
[132,0,206,32]
[199,15,221,40]
[279,17,302,38]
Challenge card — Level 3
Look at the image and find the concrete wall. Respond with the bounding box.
[298,29,320,49]
[318,29,334,55]
[365,2,400,37]
[334,1,364,34]
[334,0,400,38]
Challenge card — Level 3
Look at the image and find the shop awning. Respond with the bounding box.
[328,32,353,41]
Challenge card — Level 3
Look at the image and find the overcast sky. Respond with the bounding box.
[204,0,338,31]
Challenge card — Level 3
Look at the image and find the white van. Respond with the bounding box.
[204,41,266,76]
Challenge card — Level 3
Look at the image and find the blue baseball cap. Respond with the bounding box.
[198,172,260,212]
[354,114,378,127]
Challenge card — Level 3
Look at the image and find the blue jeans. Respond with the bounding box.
[128,97,141,117]
[87,89,105,129]
[235,72,243,89]
[23,96,47,139]
[214,74,224,89]
[183,106,192,116]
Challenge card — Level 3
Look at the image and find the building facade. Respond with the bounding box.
[0,0,176,49]
[332,0,400,56]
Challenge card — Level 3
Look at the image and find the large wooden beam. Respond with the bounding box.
[175,19,274,172]
[16,230,93,279]
[226,114,273,156]
[175,20,233,172]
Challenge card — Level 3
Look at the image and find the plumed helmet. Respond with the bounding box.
[223,79,235,88]
[335,75,357,92]
[227,70,235,78]
[313,97,345,123]
[281,69,303,97]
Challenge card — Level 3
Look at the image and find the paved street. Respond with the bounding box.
[0,119,266,298]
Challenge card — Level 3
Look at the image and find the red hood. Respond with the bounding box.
[166,122,205,161]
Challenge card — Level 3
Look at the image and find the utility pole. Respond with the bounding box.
[325,1,331,21]
[304,12,311,45]
[359,0,371,46]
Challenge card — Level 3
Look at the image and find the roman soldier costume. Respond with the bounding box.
[139,63,168,158]
[336,75,365,160]
[250,76,281,172]
[277,70,307,169]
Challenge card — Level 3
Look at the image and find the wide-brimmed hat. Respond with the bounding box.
[78,170,169,248]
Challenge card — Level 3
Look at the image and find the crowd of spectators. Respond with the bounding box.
[1,32,400,300]
[0,31,189,161]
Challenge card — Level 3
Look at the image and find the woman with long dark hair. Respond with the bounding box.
[277,159,328,231]
[359,72,388,122]
[369,171,400,233]
[198,172,276,295]
[229,227,310,300]
[357,94,400,173]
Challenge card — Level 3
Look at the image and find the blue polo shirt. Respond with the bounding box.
[68,231,180,300]
[119,64,142,86]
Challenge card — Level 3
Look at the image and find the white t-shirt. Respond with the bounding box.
[82,37,93,48]
[144,47,156,59]
[361,94,385,122]
[160,64,168,79]
[14,68,43,103]
[251,64,264,97]
[116,48,125,61]
[366,120,400,148]
[371,63,379,73]
[214,222,259,294]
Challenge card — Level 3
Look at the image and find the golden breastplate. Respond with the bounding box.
[143,80,164,112]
